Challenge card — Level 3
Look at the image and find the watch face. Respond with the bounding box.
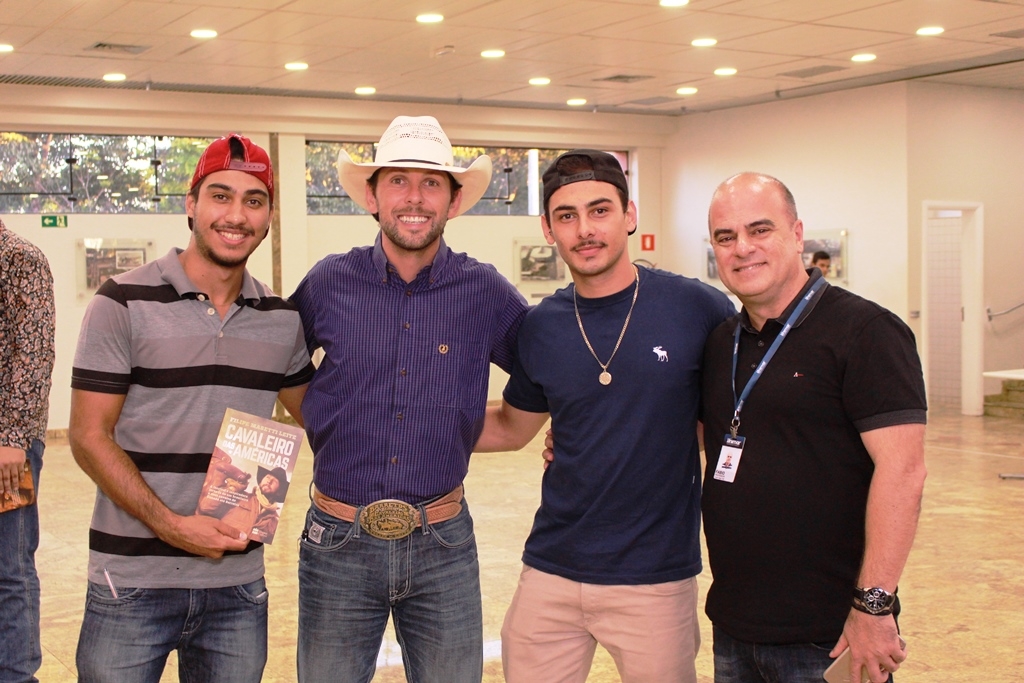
[863,588,894,613]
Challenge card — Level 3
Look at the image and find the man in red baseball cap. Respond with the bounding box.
[70,133,313,682]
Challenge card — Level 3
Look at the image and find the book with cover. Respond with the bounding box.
[195,408,304,544]
[0,459,35,514]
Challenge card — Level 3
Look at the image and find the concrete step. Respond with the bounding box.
[986,391,1024,404]
[984,402,1024,418]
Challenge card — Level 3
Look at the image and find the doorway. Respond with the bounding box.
[921,202,984,416]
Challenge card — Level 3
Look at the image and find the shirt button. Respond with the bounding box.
[207,308,215,316]
[218,331,224,338]
[391,457,398,464]
[400,369,407,376]
[197,294,206,301]
[405,290,412,297]
[750,363,757,369]
[403,322,410,330]
[397,412,404,420]
[758,340,765,347]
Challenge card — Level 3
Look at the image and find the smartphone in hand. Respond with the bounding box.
[822,636,907,683]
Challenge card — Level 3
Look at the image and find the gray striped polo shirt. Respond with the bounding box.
[72,248,314,589]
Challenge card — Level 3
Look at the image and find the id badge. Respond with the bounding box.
[713,434,745,483]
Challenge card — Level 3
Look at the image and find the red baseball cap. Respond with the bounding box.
[190,134,274,204]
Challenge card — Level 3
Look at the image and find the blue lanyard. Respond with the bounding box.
[729,277,826,437]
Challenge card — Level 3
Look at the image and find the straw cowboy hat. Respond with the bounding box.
[337,116,492,217]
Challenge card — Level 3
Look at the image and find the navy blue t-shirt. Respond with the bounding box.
[504,267,734,584]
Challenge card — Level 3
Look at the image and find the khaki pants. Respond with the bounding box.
[501,565,700,683]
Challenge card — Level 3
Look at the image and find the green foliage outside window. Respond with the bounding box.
[0,133,214,214]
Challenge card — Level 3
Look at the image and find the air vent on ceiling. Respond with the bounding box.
[778,65,848,79]
[627,96,676,106]
[593,74,654,83]
[991,28,1024,39]
[86,42,150,55]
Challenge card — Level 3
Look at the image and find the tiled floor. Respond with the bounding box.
[32,408,1024,682]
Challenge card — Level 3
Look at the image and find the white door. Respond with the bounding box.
[921,202,984,416]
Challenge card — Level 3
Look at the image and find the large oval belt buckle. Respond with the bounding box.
[360,500,418,540]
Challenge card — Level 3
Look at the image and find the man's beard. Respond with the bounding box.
[379,213,447,253]
[193,222,257,268]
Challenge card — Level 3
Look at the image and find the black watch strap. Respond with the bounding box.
[852,587,901,616]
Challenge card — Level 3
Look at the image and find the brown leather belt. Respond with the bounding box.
[312,485,464,540]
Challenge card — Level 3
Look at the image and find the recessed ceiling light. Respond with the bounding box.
[354,86,376,95]
[916,26,944,36]
[567,98,587,106]
[0,44,14,53]
[714,67,737,76]
[660,0,689,6]
[190,29,217,39]
[103,73,126,82]
[851,53,877,62]
[96,174,109,180]
[529,77,551,86]
[676,86,698,95]
[481,49,505,59]
[416,13,444,23]
[691,38,717,47]
[285,62,308,71]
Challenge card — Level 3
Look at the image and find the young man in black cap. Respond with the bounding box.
[476,150,734,682]
[70,134,313,682]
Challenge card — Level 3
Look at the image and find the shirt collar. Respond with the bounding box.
[739,267,828,334]
[156,247,261,306]
[371,232,450,286]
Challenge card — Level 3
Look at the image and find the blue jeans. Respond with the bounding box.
[297,499,483,683]
[75,578,268,683]
[713,626,894,683]
[0,439,43,683]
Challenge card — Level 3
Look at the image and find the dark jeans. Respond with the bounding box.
[76,579,269,683]
[297,500,483,683]
[713,626,894,683]
[0,440,43,683]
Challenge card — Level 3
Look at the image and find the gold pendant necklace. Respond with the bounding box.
[573,266,639,386]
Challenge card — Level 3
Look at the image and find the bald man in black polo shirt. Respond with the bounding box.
[700,173,927,683]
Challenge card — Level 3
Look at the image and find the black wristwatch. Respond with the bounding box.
[852,587,898,616]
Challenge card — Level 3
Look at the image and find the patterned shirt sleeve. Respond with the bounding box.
[0,222,56,449]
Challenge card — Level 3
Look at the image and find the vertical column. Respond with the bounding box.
[629,146,662,265]
[275,133,310,297]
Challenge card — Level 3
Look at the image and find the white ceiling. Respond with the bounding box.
[2,0,1024,116]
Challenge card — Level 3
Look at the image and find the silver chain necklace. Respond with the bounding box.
[573,266,639,386]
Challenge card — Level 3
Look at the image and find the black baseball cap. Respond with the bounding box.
[542,149,634,233]
[542,149,629,209]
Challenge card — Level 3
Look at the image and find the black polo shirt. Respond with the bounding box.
[700,270,926,644]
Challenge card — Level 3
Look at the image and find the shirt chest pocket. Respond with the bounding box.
[428,340,488,409]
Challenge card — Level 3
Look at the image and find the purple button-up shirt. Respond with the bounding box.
[290,235,528,505]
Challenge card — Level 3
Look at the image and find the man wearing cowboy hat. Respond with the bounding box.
[221,466,290,543]
[290,115,529,682]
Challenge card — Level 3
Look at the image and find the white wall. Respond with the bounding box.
[660,82,911,319]
[906,82,1024,392]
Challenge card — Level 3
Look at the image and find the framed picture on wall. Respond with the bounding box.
[802,229,848,283]
[513,238,569,300]
[76,238,154,301]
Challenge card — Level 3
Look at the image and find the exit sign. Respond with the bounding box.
[42,215,68,228]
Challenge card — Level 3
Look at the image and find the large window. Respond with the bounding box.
[307,142,614,216]
[0,132,214,214]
